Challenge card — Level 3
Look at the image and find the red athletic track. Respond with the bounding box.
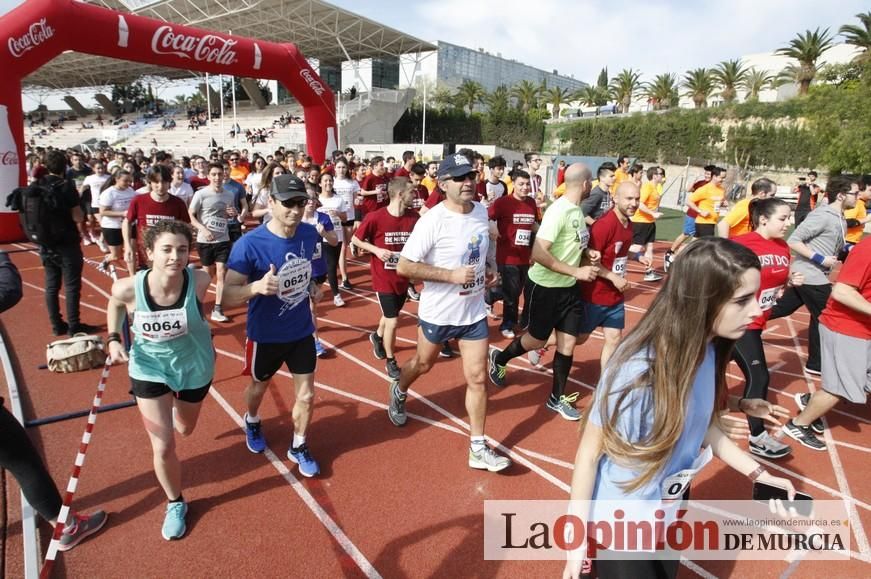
[2,240,870,578]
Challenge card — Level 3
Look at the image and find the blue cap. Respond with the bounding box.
[437,153,475,179]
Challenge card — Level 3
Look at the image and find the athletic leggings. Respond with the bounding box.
[323,241,342,295]
[732,329,769,437]
[0,402,62,521]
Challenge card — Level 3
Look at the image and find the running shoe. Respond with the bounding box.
[69,322,100,335]
[385,358,400,380]
[387,380,407,426]
[439,341,454,358]
[488,348,507,387]
[468,445,511,472]
[95,236,109,253]
[546,393,581,421]
[486,304,502,319]
[803,366,821,377]
[783,419,826,451]
[333,294,346,307]
[407,285,421,302]
[83,237,94,246]
[210,309,230,323]
[663,250,674,273]
[500,328,515,339]
[315,340,327,357]
[161,501,188,541]
[244,413,266,453]
[97,257,110,272]
[370,332,387,360]
[287,443,320,477]
[528,347,547,368]
[52,321,69,337]
[749,432,792,459]
[643,270,663,282]
[341,280,354,290]
[794,393,825,434]
[57,510,108,552]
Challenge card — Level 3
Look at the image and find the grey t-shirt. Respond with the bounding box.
[189,188,235,243]
[787,205,846,286]
[581,186,612,220]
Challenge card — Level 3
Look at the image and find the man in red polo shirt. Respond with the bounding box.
[359,156,390,220]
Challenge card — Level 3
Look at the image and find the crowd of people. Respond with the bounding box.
[4,140,869,576]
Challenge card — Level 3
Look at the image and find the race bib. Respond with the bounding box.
[458,267,486,297]
[758,286,781,311]
[514,229,532,247]
[278,257,312,309]
[661,446,712,500]
[385,252,400,270]
[330,213,341,228]
[134,308,188,343]
[205,216,227,234]
[312,242,322,261]
[612,256,627,277]
[376,184,387,203]
[578,229,590,251]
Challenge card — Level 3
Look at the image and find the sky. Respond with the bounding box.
[0,0,867,107]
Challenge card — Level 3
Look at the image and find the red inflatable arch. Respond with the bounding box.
[0,0,336,242]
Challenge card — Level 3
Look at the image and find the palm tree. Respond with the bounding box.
[510,80,541,113]
[430,86,455,111]
[544,87,571,118]
[609,69,642,113]
[741,68,774,101]
[840,11,871,64]
[455,80,485,114]
[483,85,510,114]
[682,68,716,108]
[644,73,679,110]
[775,27,835,95]
[574,86,607,107]
[712,59,749,103]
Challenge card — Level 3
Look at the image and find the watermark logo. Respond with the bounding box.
[8,18,54,58]
[151,25,237,66]
[300,69,325,96]
[0,151,19,166]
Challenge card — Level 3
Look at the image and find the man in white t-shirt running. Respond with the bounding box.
[388,154,511,473]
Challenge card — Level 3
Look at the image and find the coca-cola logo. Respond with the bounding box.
[300,69,325,96]
[8,18,54,58]
[150,25,237,66]
[0,151,19,166]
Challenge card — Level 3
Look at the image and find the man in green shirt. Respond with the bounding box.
[488,164,600,420]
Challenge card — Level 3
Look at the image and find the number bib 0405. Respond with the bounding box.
[134,308,189,343]
[660,446,712,501]
[514,228,531,247]
[278,258,312,309]
[758,286,781,312]
[612,256,628,277]
[384,253,400,270]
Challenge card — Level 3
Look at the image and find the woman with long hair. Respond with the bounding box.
[564,237,796,579]
[301,191,339,356]
[251,162,286,223]
[317,172,350,306]
[331,159,360,287]
[245,156,267,200]
[106,220,215,541]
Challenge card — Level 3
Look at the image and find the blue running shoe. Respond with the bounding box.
[315,340,327,358]
[244,413,266,453]
[287,443,320,477]
[161,501,188,541]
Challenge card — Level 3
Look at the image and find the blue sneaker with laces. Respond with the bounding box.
[244,413,266,453]
[315,340,327,358]
[287,443,320,477]
[161,501,188,541]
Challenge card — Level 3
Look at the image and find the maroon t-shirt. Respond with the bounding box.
[580,210,633,307]
[394,166,410,178]
[126,193,191,264]
[354,207,419,294]
[411,184,429,213]
[488,194,537,265]
[189,175,210,191]
[359,173,390,216]
[424,186,445,209]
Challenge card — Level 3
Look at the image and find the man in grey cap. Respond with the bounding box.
[223,173,325,478]
[388,153,511,473]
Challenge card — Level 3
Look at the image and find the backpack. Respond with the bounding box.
[45,333,107,373]
[6,179,67,246]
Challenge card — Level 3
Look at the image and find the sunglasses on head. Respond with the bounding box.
[274,196,307,208]
[451,171,477,182]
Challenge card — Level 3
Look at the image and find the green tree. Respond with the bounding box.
[188,91,206,108]
[575,86,607,107]
[111,81,147,113]
[510,80,542,113]
[609,69,642,113]
[544,87,572,118]
[483,85,511,115]
[741,68,774,101]
[596,67,609,91]
[713,59,749,103]
[455,80,485,114]
[645,73,679,110]
[682,68,716,108]
[430,86,455,111]
[776,28,835,95]
[840,11,871,64]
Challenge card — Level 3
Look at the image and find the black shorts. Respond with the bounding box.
[341,219,355,227]
[695,223,716,238]
[524,281,583,341]
[243,335,316,382]
[198,241,231,266]
[103,227,123,247]
[377,292,408,319]
[86,205,100,216]
[228,221,243,242]
[631,222,656,246]
[130,378,212,403]
[354,209,363,221]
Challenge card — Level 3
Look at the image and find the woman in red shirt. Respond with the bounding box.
[732,197,804,459]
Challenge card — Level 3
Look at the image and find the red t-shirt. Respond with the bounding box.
[189,175,209,191]
[820,236,871,339]
[424,186,445,209]
[733,232,791,330]
[580,210,633,306]
[359,173,389,216]
[488,194,537,265]
[394,166,410,178]
[410,184,429,213]
[354,207,419,294]
[126,193,191,263]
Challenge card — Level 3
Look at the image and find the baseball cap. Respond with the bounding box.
[437,153,475,179]
[271,174,308,201]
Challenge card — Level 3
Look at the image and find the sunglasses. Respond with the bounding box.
[451,171,477,182]
[274,196,307,208]
[229,158,239,162]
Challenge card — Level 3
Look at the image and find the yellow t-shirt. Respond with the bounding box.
[722,197,752,238]
[613,168,629,193]
[230,165,250,185]
[690,183,725,225]
[845,199,867,244]
[421,176,437,194]
[631,182,661,224]
[553,182,566,198]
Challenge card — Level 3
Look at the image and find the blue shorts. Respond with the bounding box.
[419,317,488,344]
[578,302,625,335]
[682,215,696,236]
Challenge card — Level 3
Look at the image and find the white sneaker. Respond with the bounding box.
[643,271,663,282]
[528,347,547,368]
[749,431,791,459]
[333,295,345,307]
[95,236,109,253]
[501,328,515,339]
[210,309,230,323]
[468,445,511,472]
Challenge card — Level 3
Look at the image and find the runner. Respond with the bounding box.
[81,160,110,249]
[575,181,640,373]
[331,158,360,289]
[732,197,802,458]
[717,177,776,239]
[188,163,237,323]
[251,161,285,223]
[628,166,665,282]
[302,189,339,356]
[106,220,215,540]
[359,156,390,221]
[687,166,726,238]
[169,165,194,207]
[223,174,323,477]
[317,172,350,306]
[563,237,796,579]
[98,170,137,274]
[488,163,599,421]
[784,235,871,450]
[581,163,616,226]
[840,176,869,260]
[478,155,508,205]
[387,153,510,472]
[488,169,538,338]
[421,161,438,195]
[665,165,714,271]
[351,177,420,379]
